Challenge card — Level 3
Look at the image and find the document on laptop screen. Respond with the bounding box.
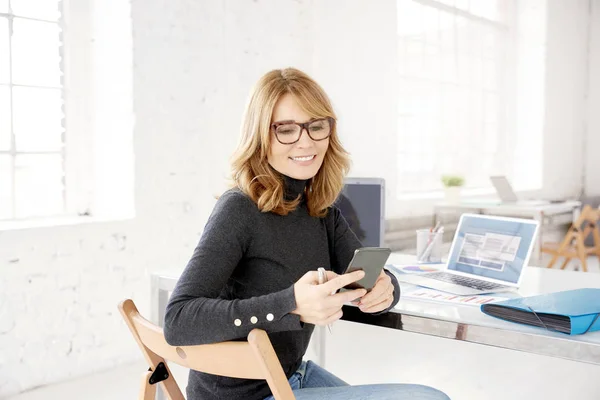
[458,233,522,272]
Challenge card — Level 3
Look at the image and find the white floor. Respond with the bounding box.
[6,256,600,400]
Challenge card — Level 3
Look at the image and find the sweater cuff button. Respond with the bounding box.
[266,313,274,321]
[234,319,242,326]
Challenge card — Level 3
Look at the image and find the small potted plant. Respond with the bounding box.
[441,175,464,203]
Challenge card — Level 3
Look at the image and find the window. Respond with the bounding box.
[0,1,64,220]
[0,0,135,225]
[396,0,543,198]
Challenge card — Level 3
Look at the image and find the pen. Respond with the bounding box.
[418,221,442,262]
[317,267,333,333]
[421,225,444,262]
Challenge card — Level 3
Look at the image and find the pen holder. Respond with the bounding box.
[416,229,443,264]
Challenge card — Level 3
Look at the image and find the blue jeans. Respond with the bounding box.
[264,361,450,400]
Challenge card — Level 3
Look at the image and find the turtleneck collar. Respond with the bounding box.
[282,173,308,201]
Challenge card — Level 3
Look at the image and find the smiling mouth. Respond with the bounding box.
[289,155,316,162]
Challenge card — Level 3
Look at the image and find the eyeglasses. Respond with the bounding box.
[271,117,334,145]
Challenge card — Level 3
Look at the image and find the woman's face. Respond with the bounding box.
[268,94,330,180]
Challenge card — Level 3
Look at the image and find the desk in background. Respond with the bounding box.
[433,200,581,259]
[150,252,600,371]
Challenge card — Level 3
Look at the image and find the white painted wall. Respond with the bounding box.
[0,0,599,397]
[311,0,598,216]
[586,0,600,196]
[311,0,401,216]
[542,0,590,200]
[330,0,555,218]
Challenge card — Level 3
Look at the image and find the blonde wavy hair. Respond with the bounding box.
[230,68,351,217]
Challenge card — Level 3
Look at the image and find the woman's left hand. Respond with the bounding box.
[354,270,394,313]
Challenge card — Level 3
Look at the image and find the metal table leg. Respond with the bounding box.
[534,211,544,261]
[150,276,170,400]
[309,325,327,368]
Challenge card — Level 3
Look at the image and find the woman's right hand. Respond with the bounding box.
[291,270,367,326]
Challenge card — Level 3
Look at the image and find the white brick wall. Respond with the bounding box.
[0,224,161,396]
[0,0,314,396]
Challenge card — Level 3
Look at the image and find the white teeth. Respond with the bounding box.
[292,155,315,161]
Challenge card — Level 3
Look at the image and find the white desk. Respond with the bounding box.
[433,200,581,259]
[311,253,600,369]
[150,252,600,371]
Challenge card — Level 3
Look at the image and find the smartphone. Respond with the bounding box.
[342,247,392,292]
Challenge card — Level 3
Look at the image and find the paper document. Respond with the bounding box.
[386,264,443,274]
[402,287,509,307]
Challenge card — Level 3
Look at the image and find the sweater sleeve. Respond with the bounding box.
[163,191,302,346]
[329,206,401,313]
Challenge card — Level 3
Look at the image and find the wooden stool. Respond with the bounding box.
[542,205,600,272]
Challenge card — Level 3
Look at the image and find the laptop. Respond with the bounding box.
[490,176,548,206]
[395,214,539,295]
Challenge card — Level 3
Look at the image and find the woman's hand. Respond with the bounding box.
[354,270,394,313]
[291,270,367,326]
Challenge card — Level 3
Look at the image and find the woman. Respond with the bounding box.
[164,68,450,400]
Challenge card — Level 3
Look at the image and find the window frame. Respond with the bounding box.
[0,0,98,223]
[396,0,521,199]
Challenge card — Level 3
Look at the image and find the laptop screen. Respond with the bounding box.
[334,179,384,247]
[490,176,519,203]
[447,214,538,284]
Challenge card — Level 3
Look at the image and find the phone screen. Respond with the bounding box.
[342,247,391,291]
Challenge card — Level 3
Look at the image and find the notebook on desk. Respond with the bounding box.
[481,288,600,335]
[395,214,539,296]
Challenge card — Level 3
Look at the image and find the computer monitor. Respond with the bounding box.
[334,178,385,247]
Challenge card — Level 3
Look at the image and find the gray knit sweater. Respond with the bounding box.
[163,175,400,400]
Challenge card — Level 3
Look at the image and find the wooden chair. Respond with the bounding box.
[542,205,600,272]
[118,299,295,400]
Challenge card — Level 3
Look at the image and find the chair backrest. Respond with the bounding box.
[572,205,600,242]
[118,299,295,400]
[543,205,600,272]
[575,205,600,228]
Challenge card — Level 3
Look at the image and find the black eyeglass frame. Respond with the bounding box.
[270,117,335,145]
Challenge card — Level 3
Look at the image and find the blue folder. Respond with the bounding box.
[480,288,600,335]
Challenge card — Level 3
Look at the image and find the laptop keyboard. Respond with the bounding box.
[426,272,507,291]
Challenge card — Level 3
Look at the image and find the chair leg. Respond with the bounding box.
[559,257,571,270]
[576,234,588,272]
[546,230,575,269]
[158,366,185,400]
[547,254,560,269]
[139,371,156,400]
[592,225,600,259]
[580,258,588,272]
